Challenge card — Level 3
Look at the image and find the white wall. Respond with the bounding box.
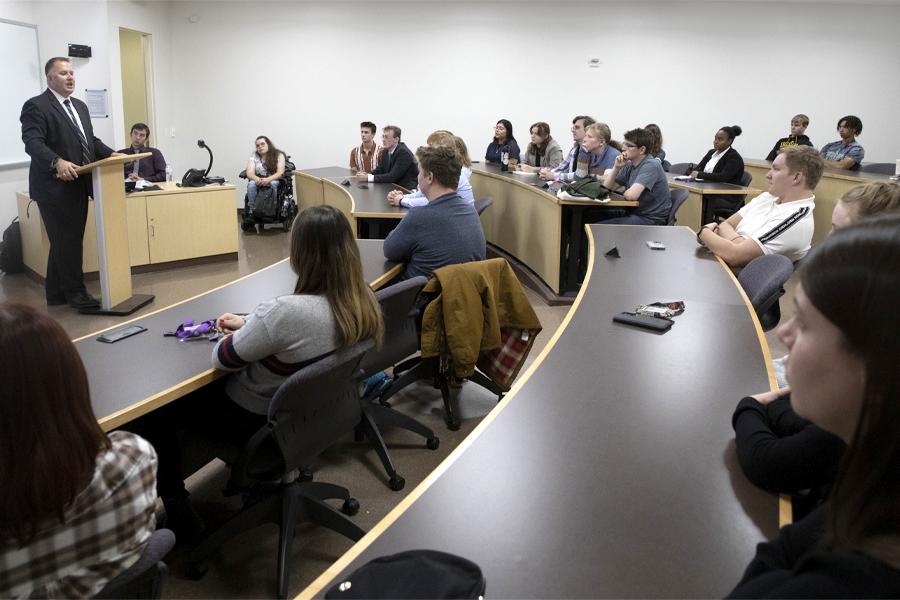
[165,0,900,205]
[4,0,899,230]
[0,0,176,227]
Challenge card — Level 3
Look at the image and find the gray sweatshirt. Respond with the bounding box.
[212,294,340,414]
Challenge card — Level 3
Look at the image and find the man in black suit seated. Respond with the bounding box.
[354,125,417,190]
[20,57,120,311]
[119,122,167,182]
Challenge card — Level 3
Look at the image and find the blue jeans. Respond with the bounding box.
[246,179,280,211]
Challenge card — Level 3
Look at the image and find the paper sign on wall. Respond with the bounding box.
[85,89,109,118]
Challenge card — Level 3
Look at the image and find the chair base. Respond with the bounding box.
[187,480,364,599]
[383,356,504,431]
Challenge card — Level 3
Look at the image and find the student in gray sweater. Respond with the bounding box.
[127,205,383,540]
[383,143,485,280]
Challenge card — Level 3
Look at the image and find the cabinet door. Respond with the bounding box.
[147,189,239,263]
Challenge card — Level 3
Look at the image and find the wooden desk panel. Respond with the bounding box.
[17,183,238,277]
[666,174,763,230]
[302,226,777,598]
[471,168,562,294]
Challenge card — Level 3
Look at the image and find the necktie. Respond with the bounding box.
[131,148,142,177]
[570,145,579,173]
[63,99,92,164]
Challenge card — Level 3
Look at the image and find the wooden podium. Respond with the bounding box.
[75,154,155,315]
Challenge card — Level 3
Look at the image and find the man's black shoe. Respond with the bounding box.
[67,292,101,310]
[47,294,66,306]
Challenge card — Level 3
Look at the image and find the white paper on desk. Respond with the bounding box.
[673,175,694,181]
[135,179,149,189]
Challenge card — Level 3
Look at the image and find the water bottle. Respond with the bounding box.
[165,164,173,182]
[500,148,509,172]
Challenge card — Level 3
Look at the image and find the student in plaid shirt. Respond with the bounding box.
[0,304,158,598]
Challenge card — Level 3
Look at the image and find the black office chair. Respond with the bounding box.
[355,277,439,491]
[474,196,493,216]
[859,162,894,175]
[95,529,175,599]
[666,188,690,226]
[668,162,692,176]
[186,339,374,599]
[709,170,754,223]
[738,254,794,332]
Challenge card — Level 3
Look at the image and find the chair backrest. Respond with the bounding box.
[359,277,428,377]
[232,339,375,484]
[859,162,894,175]
[667,189,690,225]
[668,162,692,176]
[740,170,753,187]
[738,254,794,312]
[95,529,175,599]
[474,197,494,216]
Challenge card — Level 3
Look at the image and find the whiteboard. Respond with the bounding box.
[1,18,42,168]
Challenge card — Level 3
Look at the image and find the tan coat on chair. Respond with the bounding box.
[420,258,542,381]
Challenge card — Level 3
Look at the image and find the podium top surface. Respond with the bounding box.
[75,153,153,174]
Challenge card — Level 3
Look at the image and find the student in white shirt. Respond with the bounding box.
[697,146,824,267]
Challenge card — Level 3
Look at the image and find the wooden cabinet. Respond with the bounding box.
[17,183,239,277]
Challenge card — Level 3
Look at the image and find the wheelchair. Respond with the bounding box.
[239,156,298,232]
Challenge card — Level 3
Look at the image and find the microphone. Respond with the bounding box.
[195,138,224,184]
[197,139,213,176]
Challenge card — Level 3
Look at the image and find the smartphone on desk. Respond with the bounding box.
[97,325,147,343]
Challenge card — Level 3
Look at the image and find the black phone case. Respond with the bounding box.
[613,312,673,332]
[97,325,147,343]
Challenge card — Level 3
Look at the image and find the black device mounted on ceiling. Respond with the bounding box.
[68,44,92,58]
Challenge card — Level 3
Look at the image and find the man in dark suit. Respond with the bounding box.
[354,125,418,190]
[20,57,117,310]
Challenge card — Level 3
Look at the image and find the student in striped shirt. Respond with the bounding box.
[697,146,824,268]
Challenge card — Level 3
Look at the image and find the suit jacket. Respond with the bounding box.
[371,142,418,190]
[694,146,745,184]
[118,146,167,182]
[21,89,114,204]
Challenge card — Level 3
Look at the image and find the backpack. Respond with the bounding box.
[0,217,24,274]
[252,184,278,221]
[561,177,611,200]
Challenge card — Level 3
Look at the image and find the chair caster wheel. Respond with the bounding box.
[299,468,313,482]
[388,475,405,491]
[426,436,440,450]
[342,498,360,516]
[240,221,254,232]
[186,561,208,580]
[447,420,460,431]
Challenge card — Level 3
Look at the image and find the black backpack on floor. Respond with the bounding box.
[0,217,24,274]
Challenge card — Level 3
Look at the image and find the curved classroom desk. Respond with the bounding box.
[470,163,637,296]
[301,225,780,599]
[76,240,400,431]
[744,158,897,244]
[295,166,408,237]
[665,173,762,229]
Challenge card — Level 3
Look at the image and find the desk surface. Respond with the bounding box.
[472,162,638,207]
[303,225,777,598]
[666,172,762,196]
[300,166,409,218]
[745,158,897,183]
[125,181,236,198]
[79,240,399,431]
